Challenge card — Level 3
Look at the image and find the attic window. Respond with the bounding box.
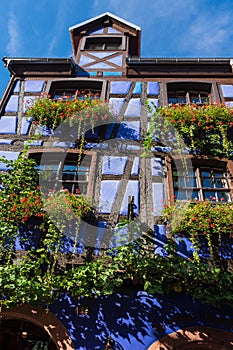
[83,36,124,51]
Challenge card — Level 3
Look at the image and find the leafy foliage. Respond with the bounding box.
[1,100,233,310]
[0,153,233,309]
[162,201,233,263]
[25,92,113,130]
[144,102,233,158]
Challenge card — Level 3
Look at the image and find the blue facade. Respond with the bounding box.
[1,12,233,350]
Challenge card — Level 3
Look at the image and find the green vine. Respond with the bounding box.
[0,152,233,309]
[25,92,114,160]
[144,102,233,158]
[162,200,233,264]
[1,100,233,309]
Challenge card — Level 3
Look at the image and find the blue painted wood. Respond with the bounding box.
[35,125,51,136]
[131,157,140,175]
[120,180,139,215]
[147,98,158,117]
[50,291,233,350]
[110,81,131,94]
[147,82,159,95]
[87,62,112,69]
[13,81,20,93]
[85,127,99,139]
[102,156,128,175]
[151,158,162,176]
[21,117,32,135]
[52,142,76,148]
[24,80,44,92]
[116,121,140,140]
[90,52,117,58]
[79,55,95,66]
[225,101,233,107]
[105,123,115,139]
[23,96,36,113]
[109,97,125,115]
[133,82,142,94]
[107,27,121,34]
[107,55,123,66]
[5,95,19,112]
[152,183,164,216]
[24,140,43,146]
[221,84,233,98]
[0,139,13,144]
[99,180,119,213]
[89,28,104,35]
[103,71,122,76]
[0,116,17,134]
[0,151,19,170]
[124,98,142,117]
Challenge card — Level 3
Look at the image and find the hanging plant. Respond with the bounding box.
[144,102,233,158]
[25,92,113,130]
[162,200,233,262]
[0,152,96,308]
[1,147,233,308]
[25,93,115,161]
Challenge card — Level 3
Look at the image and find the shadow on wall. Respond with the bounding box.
[49,289,233,350]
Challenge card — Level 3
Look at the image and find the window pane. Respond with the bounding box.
[174,190,187,200]
[38,162,59,181]
[189,190,200,200]
[168,97,178,104]
[167,82,211,105]
[63,164,77,180]
[177,97,186,104]
[200,170,213,188]
[215,177,226,188]
[178,178,185,187]
[189,92,199,104]
[173,176,178,187]
[216,192,230,202]
[85,37,122,50]
[202,177,213,187]
[186,177,197,188]
[54,88,101,100]
[203,191,217,200]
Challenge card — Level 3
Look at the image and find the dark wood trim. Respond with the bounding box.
[1,304,75,350]
[148,327,233,350]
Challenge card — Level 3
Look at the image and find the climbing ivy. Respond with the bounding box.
[0,153,233,309]
[144,102,233,158]
[1,100,233,310]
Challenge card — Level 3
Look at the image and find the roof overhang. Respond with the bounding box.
[69,12,141,32]
[2,57,73,77]
[126,57,233,78]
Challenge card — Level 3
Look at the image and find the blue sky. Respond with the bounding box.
[1,0,233,97]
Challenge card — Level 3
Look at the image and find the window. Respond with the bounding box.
[48,80,103,100]
[173,165,232,202]
[30,152,92,196]
[83,36,124,51]
[167,82,212,104]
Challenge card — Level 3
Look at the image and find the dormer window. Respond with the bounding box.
[81,36,125,51]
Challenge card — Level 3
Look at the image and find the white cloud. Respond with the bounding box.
[87,0,233,57]
[47,0,68,56]
[6,10,22,56]
[183,12,233,56]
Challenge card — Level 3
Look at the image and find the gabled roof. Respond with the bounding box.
[69,12,141,32]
